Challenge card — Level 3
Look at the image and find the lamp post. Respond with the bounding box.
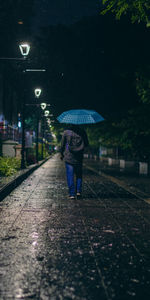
[0,43,30,61]
[40,104,51,159]
[40,102,46,159]
[0,42,30,169]
[19,43,30,169]
[34,88,42,163]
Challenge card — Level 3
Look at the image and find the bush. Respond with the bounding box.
[0,157,21,177]
[0,135,2,156]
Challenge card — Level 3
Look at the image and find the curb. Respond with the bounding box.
[0,157,50,202]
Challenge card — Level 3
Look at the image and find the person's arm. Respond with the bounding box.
[60,133,66,159]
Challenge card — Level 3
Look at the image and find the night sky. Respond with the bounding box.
[33,0,101,29]
[30,0,109,118]
[28,0,145,120]
[0,0,149,140]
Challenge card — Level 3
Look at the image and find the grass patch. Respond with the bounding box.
[0,157,21,177]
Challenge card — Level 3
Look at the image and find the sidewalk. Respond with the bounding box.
[0,154,150,299]
[0,157,50,201]
[84,158,150,203]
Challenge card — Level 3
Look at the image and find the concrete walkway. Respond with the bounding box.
[0,155,150,300]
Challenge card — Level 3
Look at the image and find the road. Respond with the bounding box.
[0,155,150,300]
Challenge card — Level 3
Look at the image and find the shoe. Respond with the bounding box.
[76,192,82,199]
[69,195,75,199]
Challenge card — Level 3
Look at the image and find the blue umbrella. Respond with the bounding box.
[57,109,104,124]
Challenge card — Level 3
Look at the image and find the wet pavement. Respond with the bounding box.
[0,154,150,300]
[84,159,150,202]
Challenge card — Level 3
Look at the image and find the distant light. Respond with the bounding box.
[44,110,49,117]
[34,88,42,98]
[25,69,46,72]
[52,133,56,139]
[18,121,21,128]
[18,20,23,25]
[19,43,30,56]
[47,119,51,125]
[41,103,46,110]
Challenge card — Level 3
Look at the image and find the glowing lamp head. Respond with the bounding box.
[47,118,51,125]
[19,43,30,56]
[34,88,42,98]
[44,110,49,117]
[40,103,46,110]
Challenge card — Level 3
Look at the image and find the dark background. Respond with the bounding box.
[0,0,150,120]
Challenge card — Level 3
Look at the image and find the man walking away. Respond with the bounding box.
[60,125,89,199]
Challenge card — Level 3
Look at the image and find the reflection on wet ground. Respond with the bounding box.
[0,155,150,299]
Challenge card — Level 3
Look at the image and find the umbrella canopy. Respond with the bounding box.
[57,109,104,125]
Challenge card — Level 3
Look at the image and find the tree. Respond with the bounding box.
[100,1,150,161]
[101,0,150,25]
[98,104,150,161]
[135,66,150,104]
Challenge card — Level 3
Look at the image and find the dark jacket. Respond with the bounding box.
[60,126,89,165]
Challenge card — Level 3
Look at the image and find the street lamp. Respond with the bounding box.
[34,88,42,98]
[20,43,31,169]
[47,118,51,126]
[40,103,47,110]
[40,102,48,160]
[19,43,30,57]
[34,88,42,163]
[0,42,30,169]
[44,110,49,117]
[0,42,30,61]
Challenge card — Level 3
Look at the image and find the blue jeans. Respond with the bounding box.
[65,163,82,196]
